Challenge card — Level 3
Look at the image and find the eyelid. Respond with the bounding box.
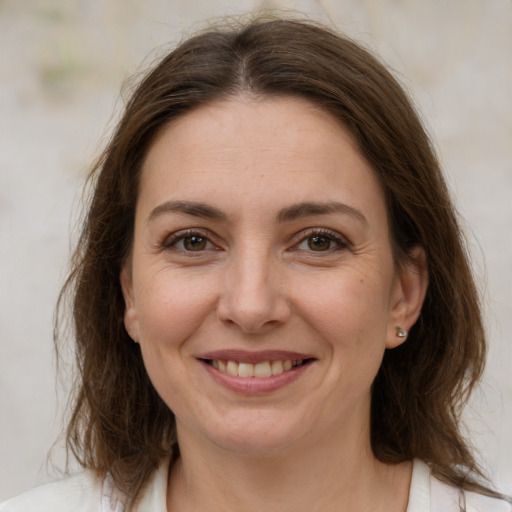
[291,227,351,252]
[162,228,218,251]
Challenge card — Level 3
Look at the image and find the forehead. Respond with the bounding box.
[138,95,387,224]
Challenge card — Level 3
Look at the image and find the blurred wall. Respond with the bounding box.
[1,0,511,500]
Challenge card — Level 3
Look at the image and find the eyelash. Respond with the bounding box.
[163,229,216,253]
[162,228,350,254]
[292,228,350,253]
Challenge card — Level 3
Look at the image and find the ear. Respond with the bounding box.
[386,246,428,349]
[120,263,140,343]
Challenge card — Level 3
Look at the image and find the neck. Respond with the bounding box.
[167,422,412,512]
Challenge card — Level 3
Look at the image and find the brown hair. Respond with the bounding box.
[57,16,502,507]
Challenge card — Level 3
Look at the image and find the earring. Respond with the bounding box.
[396,326,408,339]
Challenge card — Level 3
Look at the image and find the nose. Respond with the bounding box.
[216,249,291,333]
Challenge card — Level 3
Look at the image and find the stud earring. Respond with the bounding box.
[396,326,408,339]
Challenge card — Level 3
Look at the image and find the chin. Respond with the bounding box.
[212,430,302,457]
[187,412,309,457]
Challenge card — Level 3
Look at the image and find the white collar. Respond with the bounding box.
[406,459,431,512]
[102,458,466,512]
[102,460,169,512]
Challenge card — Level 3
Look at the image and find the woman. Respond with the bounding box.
[1,16,510,512]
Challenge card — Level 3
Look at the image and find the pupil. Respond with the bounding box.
[308,236,330,251]
[185,236,206,251]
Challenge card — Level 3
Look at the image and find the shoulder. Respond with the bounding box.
[0,471,103,512]
[463,491,512,512]
[429,463,512,512]
[409,460,512,512]
[0,459,169,512]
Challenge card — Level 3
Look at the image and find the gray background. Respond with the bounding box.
[1,0,511,500]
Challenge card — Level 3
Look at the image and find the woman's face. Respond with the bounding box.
[121,96,426,455]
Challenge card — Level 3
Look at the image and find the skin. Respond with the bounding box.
[121,95,428,511]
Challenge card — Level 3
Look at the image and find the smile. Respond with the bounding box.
[198,350,315,392]
[207,359,306,378]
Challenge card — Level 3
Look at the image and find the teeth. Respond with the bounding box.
[254,361,271,378]
[226,360,238,376]
[238,362,254,377]
[271,360,283,375]
[210,359,304,378]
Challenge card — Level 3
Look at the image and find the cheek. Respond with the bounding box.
[134,270,218,349]
[134,272,219,414]
[293,267,393,387]
[296,268,393,339]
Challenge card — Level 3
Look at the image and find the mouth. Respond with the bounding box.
[197,351,315,393]
[203,358,314,378]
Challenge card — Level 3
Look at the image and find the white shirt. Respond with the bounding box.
[1,459,510,511]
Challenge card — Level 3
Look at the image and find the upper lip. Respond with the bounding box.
[197,349,315,364]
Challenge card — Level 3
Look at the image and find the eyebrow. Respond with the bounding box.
[276,201,368,225]
[148,200,228,223]
[147,200,367,225]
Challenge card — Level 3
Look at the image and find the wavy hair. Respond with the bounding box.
[57,16,501,508]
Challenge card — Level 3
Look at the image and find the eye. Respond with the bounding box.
[181,235,208,251]
[294,229,349,253]
[304,234,334,251]
[164,230,215,252]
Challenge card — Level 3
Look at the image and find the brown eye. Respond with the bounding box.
[293,229,349,254]
[183,235,208,251]
[164,230,217,254]
[307,235,333,251]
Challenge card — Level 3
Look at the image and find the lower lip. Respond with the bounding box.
[201,361,312,394]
